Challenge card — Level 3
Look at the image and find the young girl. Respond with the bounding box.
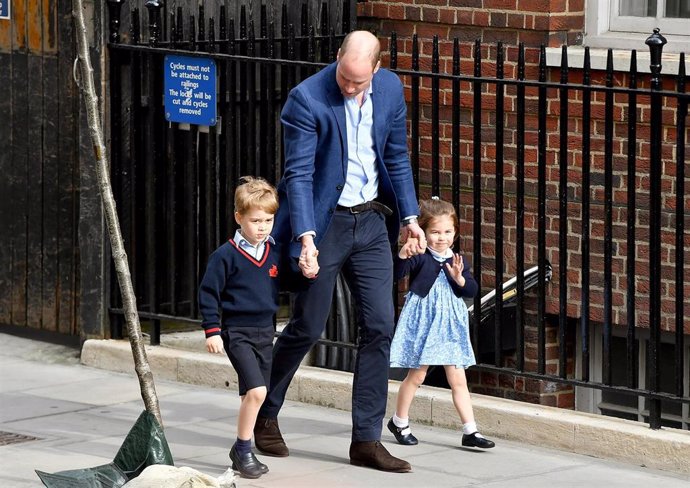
[388,197,495,449]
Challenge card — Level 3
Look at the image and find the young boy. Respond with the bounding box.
[198,176,280,479]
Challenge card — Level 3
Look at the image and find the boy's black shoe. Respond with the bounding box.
[254,456,269,474]
[461,432,495,449]
[387,418,419,445]
[229,445,265,479]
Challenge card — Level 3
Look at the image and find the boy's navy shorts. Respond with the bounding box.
[221,326,274,396]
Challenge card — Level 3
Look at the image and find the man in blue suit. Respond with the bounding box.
[254,30,426,472]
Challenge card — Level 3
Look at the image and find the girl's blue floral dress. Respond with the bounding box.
[390,254,476,369]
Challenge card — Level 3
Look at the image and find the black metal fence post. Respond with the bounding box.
[431,36,440,196]
[451,38,460,213]
[580,47,592,382]
[537,45,547,375]
[557,46,568,378]
[603,49,614,386]
[674,54,687,401]
[471,39,483,357]
[645,28,667,430]
[515,42,526,371]
[410,35,420,195]
[144,0,163,345]
[625,51,638,390]
[494,42,505,367]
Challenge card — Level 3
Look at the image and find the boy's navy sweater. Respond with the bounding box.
[198,239,280,338]
[394,250,479,299]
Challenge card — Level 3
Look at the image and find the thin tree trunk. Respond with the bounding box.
[72,0,162,427]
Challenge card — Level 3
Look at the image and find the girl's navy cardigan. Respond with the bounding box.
[394,250,479,299]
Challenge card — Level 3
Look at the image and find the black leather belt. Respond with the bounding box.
[336,201,393,217]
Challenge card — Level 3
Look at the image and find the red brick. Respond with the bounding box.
[388,5,405,20]
[372,3,388,19]
[490,12,507,28]
[456,10,474,25]
[405,6,422,22]
[550,0,568,12]
[422,7,440,23]
[548,13,585,31]
[557,392,575,408]
[484,0,518,8]
[439,8,457,24]
[507,13,527,29]
[417,0,448,5]
[416,23,449,39]
[518,0,551,12]
[533,14,550,30]
[540,395,558,407]
[473,11,490,27]
[481,372,499,386]
[569,0,585,11]
[449,0,482,6]
[499,373,516,389]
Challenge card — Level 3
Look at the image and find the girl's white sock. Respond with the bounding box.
[393,413,409,428]
[393,413,413,435]
[462,421,478,435]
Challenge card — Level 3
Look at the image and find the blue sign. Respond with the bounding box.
[0,0,10,20]
[164,55,216,126]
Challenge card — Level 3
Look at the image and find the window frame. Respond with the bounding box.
[610,0,690,35]
[574,324,690,431]
[585,0,690,53]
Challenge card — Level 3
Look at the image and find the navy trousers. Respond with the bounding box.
[260,208,395,442]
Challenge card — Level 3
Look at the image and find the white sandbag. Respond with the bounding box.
[122,464,236,488]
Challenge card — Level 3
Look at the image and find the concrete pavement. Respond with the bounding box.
[1,331,689,487]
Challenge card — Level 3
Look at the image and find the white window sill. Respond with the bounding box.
[546,43,690,75]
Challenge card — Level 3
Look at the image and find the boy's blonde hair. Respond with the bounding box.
[234,176,279,215]
[418,197,459,235]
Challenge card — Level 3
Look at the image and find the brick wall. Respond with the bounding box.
[360,1,689,408]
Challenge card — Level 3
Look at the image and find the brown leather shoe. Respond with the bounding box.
[254,416,289,457]
[349,441,411,473]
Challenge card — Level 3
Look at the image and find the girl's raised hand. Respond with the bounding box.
[445,253,466,287]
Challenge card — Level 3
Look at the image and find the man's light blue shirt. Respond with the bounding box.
[233,230,275,260]
[338,81,379,207]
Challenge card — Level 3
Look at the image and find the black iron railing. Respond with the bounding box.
[106,2,689,429]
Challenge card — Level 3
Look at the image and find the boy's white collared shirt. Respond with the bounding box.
[233,229,275,260]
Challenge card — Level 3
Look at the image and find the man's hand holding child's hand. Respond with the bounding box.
[398,235,427,259]
[299,235,320,278]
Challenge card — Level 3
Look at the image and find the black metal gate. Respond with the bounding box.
[106,1,354,342]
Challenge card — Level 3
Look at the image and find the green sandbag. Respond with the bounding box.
[113,410,174,479]
[36,410,174,488]
[35,463,128,488]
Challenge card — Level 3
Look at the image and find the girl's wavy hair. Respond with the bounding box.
[418,197,459,235]
[234,176,279,215]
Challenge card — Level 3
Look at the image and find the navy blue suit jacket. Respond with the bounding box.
[274,62,419,258]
